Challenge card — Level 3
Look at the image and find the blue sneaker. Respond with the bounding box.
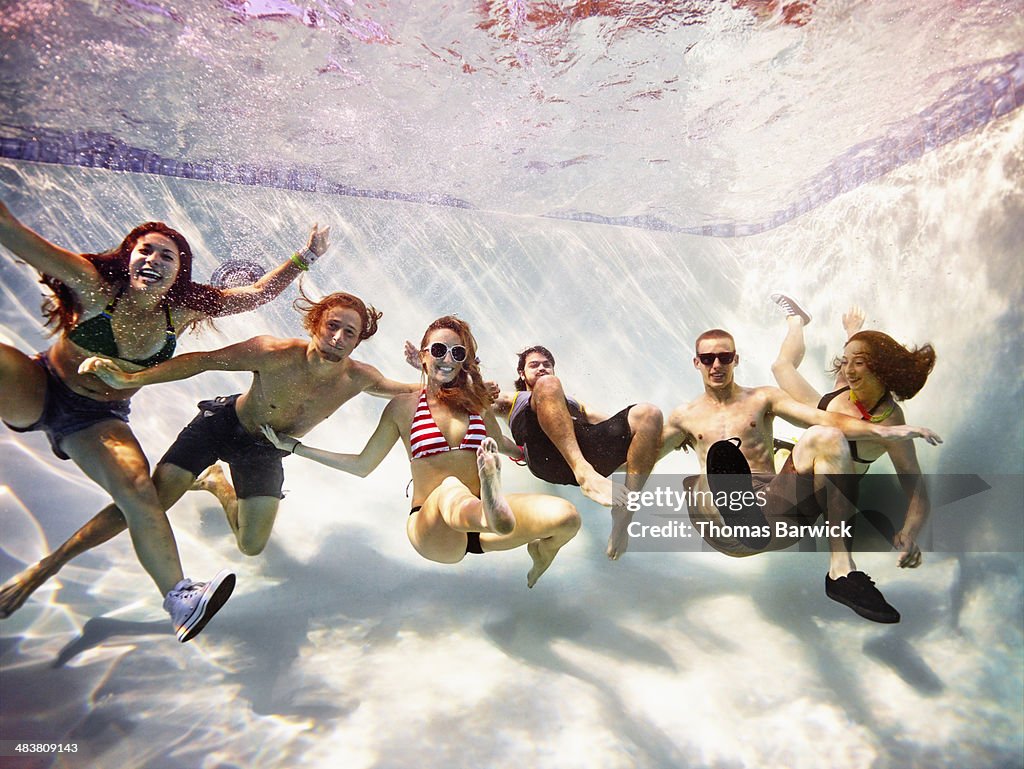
[163,570,235,642]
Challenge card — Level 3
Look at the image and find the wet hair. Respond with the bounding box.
[419,315,491,414]
[694,329,735,354]
[830,331,936,401]
[41,222,226,334]
[295,287,381,343]
[515,345,555,391]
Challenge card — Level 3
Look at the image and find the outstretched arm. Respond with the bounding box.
[0,201,103,295]
[767,388,943,445]
[216,224,331,315]
[263,400,402,477]
[79,335,276,388]
[887,439,930,568]
[361,364,420,398]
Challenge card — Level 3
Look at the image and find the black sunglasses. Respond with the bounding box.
[426,342,468,362]
[697,351,736,366]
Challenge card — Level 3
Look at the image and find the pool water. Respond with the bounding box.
[0,2,1022,767]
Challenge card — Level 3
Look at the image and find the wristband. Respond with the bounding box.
[291,440,303,454]
[301,247,322,267]
[298,246,322,268]
[290,252,309,271]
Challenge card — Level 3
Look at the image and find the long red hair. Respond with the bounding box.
[40,222,226,334]
[831,331,936,401]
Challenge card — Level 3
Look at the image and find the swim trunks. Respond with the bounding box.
[409,506,484,554]
[687,454,824,556]
[509,392,634,485]
[3,351,131,460]
[159,394,289,499]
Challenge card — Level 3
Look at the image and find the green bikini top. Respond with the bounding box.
[67,285,177,367]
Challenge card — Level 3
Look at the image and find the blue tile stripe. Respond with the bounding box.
[2,51,1020,236]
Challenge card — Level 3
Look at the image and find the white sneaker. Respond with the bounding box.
[163,569,236,643]
[770,293,812,325]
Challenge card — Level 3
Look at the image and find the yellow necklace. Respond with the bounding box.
[849,388,895,423]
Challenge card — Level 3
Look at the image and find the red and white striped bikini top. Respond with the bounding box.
[409,389,488,459]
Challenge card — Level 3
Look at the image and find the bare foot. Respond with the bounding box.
[477,438,515,535]
[192,464,229,495]
[606,507,632,560]
[577,467,613,507]
[0,558,59,618]
[192,464,239,533]
[526,539,560,588]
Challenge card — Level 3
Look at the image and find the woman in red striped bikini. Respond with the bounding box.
[263,315,580,587]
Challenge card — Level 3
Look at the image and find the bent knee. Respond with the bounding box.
[438,475,472,499]
[801,425,848,455]
[532,375,565,398]
[238,542,266,557]
[554,499,581,531]
[631,402,663,428]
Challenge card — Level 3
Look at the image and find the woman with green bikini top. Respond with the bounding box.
[0,199,329,642]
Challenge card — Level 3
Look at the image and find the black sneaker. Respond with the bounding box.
[825,571,900,623]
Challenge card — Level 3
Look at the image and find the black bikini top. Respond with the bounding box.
[817,386,890,465]
[67,285,177,367]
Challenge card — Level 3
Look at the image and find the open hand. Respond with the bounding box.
[306,223,331,257]
[842,305,865,338]
[404,340,421,370]
[886,425,943,446]
[78,356,134,388]
[894,530,922,568]
[261,423,300,452]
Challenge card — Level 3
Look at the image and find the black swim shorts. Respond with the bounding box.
[514,404,635,486]
[159,394,289,499]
